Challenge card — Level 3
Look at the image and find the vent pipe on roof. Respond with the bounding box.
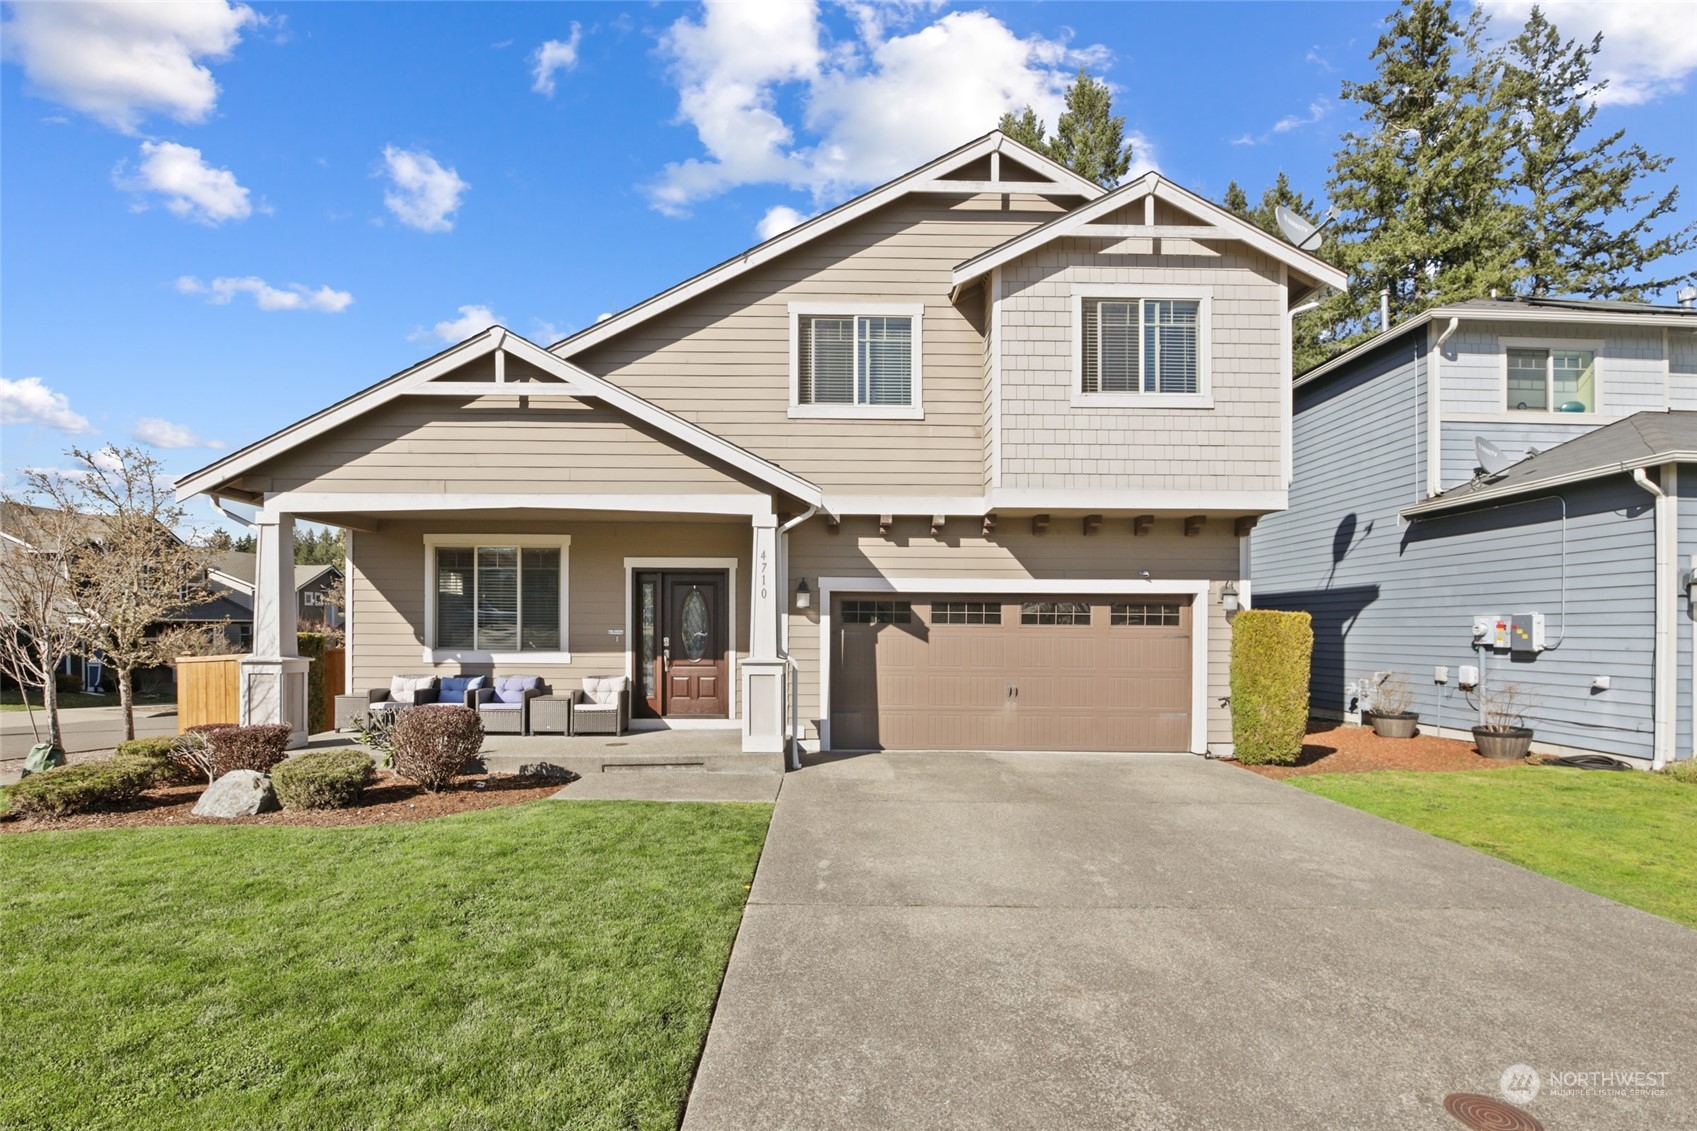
[1678,285,1697,309]
[1380,288,1391,332]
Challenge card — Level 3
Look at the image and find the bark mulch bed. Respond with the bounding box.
[1,771,566,834]
[1235,720,1527,779]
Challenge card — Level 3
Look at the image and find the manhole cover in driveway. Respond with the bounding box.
[1443,1093,1544,1131]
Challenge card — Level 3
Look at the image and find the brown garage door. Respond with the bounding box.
[830,595,1192,752]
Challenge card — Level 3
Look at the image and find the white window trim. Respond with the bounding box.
[1069,284,1214,409]
[422,533,571,664]
[788,301,925,420]
[1500,336,1605,415]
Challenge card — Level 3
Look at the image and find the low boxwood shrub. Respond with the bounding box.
[390,707,483,792]
[113,737,201,787]
[4,757,154,818]
[177,723,293,783]
[1230,609,1314,766]
[272,749,376,810]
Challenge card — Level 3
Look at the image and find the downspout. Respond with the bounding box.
[777,504,819,771]
[1429,317,1460,496]
[1632,466,1676,769]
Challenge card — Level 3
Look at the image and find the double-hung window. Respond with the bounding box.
[1073,288,1211,407]
[425,535,570,660]
[791,303,923,418]
[1506,347,1597,413]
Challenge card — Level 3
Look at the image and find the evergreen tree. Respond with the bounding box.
[1496,5,1695,298]
[231,533,256,554]
[995,69,1134,189]
[1323,0,1515,340]
[1222,180,1252,218]
[1221,175,1337,372]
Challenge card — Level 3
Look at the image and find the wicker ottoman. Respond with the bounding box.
[529,695,574,736]
[333,694,368,732]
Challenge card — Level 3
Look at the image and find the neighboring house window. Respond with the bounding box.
[235,625,253,649]
[303,589,326,607]
[790,303,923,419]
[1506,347,1596,413]
[1071,288,1212,407]
[423,535,570,659]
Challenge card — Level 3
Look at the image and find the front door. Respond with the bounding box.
[633,571,729,718]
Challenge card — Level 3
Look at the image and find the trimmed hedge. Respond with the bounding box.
[177,723,293,783]
[3,757,154,818]
[1230,610,1314,766]
[391,707,483,792]
[272,749,376,810]
[113,738,201,787]
[298,632,329,735]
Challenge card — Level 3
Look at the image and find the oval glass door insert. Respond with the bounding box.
[681,588,710,660]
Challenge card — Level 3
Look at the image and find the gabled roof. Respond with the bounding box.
[1296,296,1697,391]
[549,131,1103,360]
[950,172,1348,297]
[173,328,822,506]
[207,551,338,593]
[1402,410,1697,517]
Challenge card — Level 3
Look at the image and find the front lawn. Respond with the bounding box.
[0,800,771,1130]
[1293,766,1696,929]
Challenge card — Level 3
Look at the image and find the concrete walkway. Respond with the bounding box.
[683,751,1697,1131]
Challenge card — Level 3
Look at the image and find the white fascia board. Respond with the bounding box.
[551,133,1102,362]
[988,488,1288,513]
[266,491,779,518]
[207,568,255,595]
[1149,181,1346,291]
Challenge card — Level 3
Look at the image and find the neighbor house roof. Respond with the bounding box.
[1297,296,1697,391]
[207,551,338,594]
[1402,410,1697,517]
[548,130,1103,360]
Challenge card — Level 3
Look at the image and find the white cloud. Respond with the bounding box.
[0,1,258,133]
[648,3,1137,215]
[0,376,96,434]
[133,417,224,449]
[176,275,353,312]
[1476,1,1697,105]
[410,304,503,344]
[1273,101,1330,133]
[756,204,810,241]
[531,24,583,95]
[380,146,468,233]
[117,140,253,224]
[531,318,569,344]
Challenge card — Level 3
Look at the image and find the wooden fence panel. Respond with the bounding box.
[320,648,345,732]
[176,655,240,733]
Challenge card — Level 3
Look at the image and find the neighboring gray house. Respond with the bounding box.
[1252,296,1697,768]
[208,551,343,632]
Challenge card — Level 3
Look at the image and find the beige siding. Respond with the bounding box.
[349,518,753,701]
[567,195,1066,494]
[784,517,1241,749]
[257,397,764,496]
[999,237,1287,493]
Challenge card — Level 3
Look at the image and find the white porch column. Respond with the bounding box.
[742,514,785,754]
[240,509,311,748]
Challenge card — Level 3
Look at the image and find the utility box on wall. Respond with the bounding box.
[1509,612,1546,654]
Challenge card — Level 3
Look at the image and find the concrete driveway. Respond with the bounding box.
[683,752,1697,1131]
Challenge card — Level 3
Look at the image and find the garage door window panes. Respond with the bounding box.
[842,599,912,625]
[1111,602,1182,626]
[1021,600,1091,626]
[932,601,1002,624]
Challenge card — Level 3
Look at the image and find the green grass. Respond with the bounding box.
[1292,766,1697,929]
[0,800,772,1130]
[0,688,171,711]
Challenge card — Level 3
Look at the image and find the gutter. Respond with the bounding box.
[1632,467,1677,770]
[1400,451,1697,518]
[776,504,819,771]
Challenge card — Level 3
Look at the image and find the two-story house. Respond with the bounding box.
[1253,296,1697,768]
[173,131,1343,757]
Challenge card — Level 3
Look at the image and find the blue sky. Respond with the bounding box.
[3,0,1694,523]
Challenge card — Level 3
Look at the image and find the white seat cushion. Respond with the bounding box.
[389,675,436,705]
[580,676,627,706]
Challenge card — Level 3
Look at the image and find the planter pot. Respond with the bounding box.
[1473,726,1534,761]
[1371,712,1419,739]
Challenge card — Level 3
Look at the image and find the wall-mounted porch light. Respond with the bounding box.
[1221,581,1240,616]
[795,578,811,610]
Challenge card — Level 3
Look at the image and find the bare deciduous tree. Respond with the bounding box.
[0,499,90,750]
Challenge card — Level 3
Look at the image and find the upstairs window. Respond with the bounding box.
[1507,347,1596,413]
[1073,290,1211,407]
[791,304,923,418]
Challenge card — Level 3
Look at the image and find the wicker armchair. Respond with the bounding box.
[362,675,440,723]
[474,675,545,735]
[572,675,630,736]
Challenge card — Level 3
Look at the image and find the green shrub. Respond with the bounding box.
[113,737,201,787]
[391,707,483,792]
[272,749,376,810]
[298,632,329,735]
[1230,609,1314,766]
[4,758,154,818]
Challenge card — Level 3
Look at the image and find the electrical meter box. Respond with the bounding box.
[1509,612,1546,653]
[1472,614,1503,647]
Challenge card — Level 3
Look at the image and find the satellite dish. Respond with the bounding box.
[1475,436,1516,477]
[1275,205,1324,252]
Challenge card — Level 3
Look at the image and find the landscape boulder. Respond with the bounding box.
[191,770,279,819]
